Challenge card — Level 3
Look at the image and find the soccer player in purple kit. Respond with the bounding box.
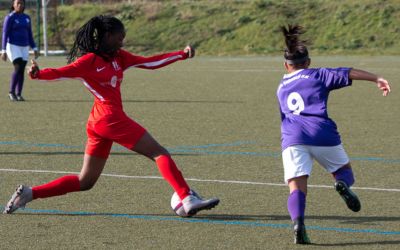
[1,0,39,101]
[277,25,391,244]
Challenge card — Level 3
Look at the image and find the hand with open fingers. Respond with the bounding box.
[184,45,195,58]
[376,77,391,96]
[28,59,40,78]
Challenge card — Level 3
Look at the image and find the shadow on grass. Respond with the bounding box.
[26,99,243,104]
[8,212,400,224]
[202,214,400,224]
[0,151,198,156]
[9,212,227,221]
[197,214,287,221]
[10,212,177,217]
[8,212,265,221]
[313,241,400,246]
[265,214,400,224]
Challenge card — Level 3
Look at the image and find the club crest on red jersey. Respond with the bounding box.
[112,61,121,71]
[110,76,118,87]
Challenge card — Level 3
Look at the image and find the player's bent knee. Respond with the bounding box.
[78,177,98,191]
[152,147,170,159]
[80,182,96,191]
[342,162,352,168]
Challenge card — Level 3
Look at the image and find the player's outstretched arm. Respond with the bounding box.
[27,57,88,81]
[123,45,195,70]
[349,68,391,96]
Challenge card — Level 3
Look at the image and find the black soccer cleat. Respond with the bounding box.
[335,180,361,212]
[293,217,311,244]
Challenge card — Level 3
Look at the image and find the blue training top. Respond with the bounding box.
[2,11,36,51]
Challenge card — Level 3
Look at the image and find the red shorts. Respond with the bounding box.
[85,114,147,159]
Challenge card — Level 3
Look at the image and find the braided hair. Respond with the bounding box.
[67,15,125,63]
[281,24,309,65]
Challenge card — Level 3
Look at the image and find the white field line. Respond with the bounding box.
[1,168,399,192]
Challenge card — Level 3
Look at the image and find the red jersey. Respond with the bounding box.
[35,49,188,122]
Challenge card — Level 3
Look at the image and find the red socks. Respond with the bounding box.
[32,175,81,199]
[31,156,189,200]
[155,155,190,200]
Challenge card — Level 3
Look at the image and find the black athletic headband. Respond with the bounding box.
[285,56,309,65]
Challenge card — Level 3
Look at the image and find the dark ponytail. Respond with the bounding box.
[67,15,125,63]
[281,24,309,65]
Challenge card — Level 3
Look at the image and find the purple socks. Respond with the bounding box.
[10,59,27,96]
[287,167,354,222]
[9,71,19,95]
[287,189,306,221]
[16,73,24,96]
[333,167,355,187]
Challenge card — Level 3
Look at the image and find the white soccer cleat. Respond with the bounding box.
[3,185,33,214]
[182,194,219,216]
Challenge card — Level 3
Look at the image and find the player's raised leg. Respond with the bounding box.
[333,164,361,212]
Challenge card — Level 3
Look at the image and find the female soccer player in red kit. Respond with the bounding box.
[4,15,219,216]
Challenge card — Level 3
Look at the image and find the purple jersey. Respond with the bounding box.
[277,67,352,150]
[2,12,36,51]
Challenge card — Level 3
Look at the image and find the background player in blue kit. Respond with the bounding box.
[1,0,39,101]
[277,25,391,244]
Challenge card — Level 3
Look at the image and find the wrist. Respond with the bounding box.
[182,50,189,59]
[376,76,385,83]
